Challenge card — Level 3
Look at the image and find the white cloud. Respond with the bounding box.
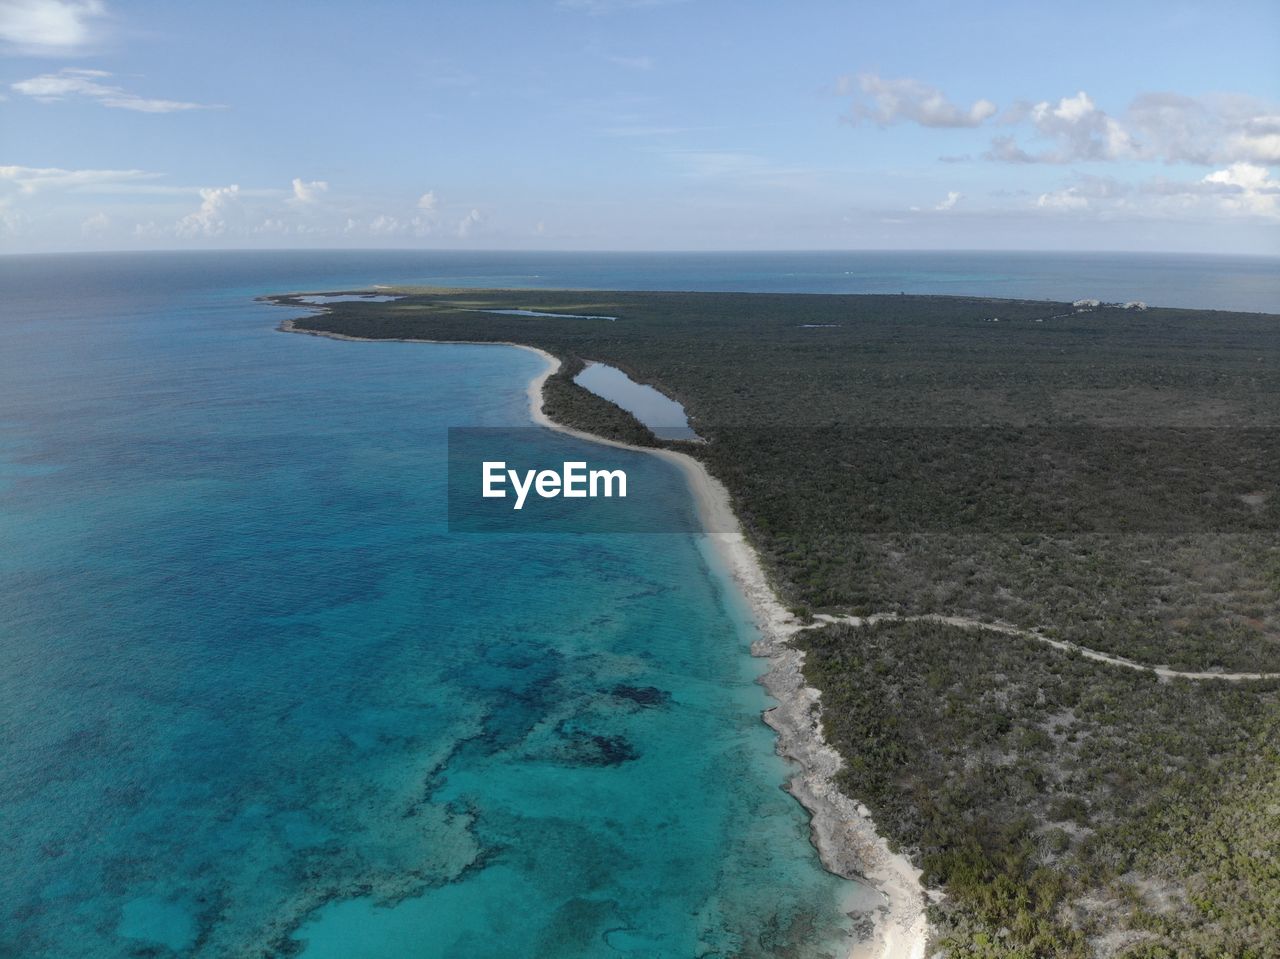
[842,72,997,129]
[1068,174,1128,200]
[255,217,288,235]
[935,191,961,211]
[368,214,402,236]
[12,67,216,113]
[176,184,241,237]
[457,208,484,237]
[983,135,1037,164]
[1204,162,1274,190]
[1041,90,1093,124]
[1035,188,1089,211]
[987,90,1280,167]
[1226,120,1280,166]
[290,178,328,203]
[1034,172,1135,213]
[410,191,439,236]
[1033,92,1135,159]
[1025,165,1280,221]
[0,0,105,54]
[1201,162,1280,217]
[988,91,1136,163]
[0,163,157,192]
[1123,92,1216,165]
[1130,94,1280,166]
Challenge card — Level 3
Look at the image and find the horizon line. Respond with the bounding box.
[4,247,1279,260]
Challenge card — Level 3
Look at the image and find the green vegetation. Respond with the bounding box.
[275,287,1280,954]
[801,620,1280,957]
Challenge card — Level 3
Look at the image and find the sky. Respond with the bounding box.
[2,0,1279,254]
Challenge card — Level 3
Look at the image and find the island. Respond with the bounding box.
[269,287,1280,959]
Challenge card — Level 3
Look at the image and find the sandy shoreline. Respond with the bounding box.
[278,316,932,959]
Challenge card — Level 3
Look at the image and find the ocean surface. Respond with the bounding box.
[1,250,1276,959]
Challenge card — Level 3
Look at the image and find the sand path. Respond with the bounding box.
[808,612,1280,682]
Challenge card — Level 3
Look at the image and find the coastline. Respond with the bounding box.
[278,316,932,959]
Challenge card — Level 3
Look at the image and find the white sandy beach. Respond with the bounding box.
[279,317,933,959]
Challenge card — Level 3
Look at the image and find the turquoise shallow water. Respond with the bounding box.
[0,255,864,958]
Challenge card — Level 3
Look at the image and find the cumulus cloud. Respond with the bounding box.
[1035,188,1089,211]
[986,91,1136,164]
[290,178,328,203]
[1200,163,1280,217]
[457,208,484,237]
[1228,115,1280,166]
[12,67,216,113]
[838,72,1279,171]
[368,214,403,235]
[1028,165,1280,221]
[3,164,501,245]
[176,184,241,237]
[255,217,288,235]
[987,90,1280,167]
[0,0,105,54]
[1127,93,1280,166]
[406,191,441,236]
[1123,92,1218,165]
[935,191,961,211]
[353,211,441,238]
[1034,173,1133,213]
[1033,91,1135,159]
[842,72,997,128]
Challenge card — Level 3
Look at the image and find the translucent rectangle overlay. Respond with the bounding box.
[450,426,1277,535]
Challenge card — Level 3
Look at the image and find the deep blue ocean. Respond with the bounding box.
[1,250,1277,959]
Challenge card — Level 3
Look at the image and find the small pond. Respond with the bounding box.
[574,362,701,442]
